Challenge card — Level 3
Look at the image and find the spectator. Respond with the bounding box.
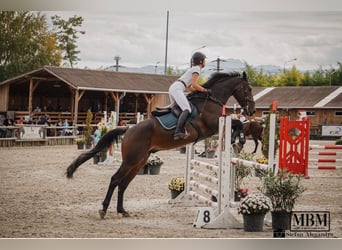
[4,115,15,137]
[4,115,15,126]
[33,106,41,112]
[37,115,50,125]
[0,114,7,138]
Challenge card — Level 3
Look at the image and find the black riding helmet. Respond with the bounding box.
[191,52,206,66]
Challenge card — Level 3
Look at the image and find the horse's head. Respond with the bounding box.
[203,71,255,116]
[231,72,255,116]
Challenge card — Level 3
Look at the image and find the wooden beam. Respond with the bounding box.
[143,93,154,118]
[73,89,79,126]
[28,78,33,114]
[110,92,126,124]
[78,90,85,102]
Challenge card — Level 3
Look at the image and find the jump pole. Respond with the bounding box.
[187,116,242,229]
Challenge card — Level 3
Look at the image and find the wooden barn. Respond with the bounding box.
[0,66,178,126]
[227,86,342,136]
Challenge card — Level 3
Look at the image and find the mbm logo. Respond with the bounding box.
[291,211,330,231]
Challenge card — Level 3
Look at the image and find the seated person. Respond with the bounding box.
[0,114,7,138]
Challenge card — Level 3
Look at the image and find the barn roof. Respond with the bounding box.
[0,66,179,94]
[227,86,342,109]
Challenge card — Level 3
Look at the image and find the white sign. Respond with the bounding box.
[321,126,342,136]
[21,126,44,139]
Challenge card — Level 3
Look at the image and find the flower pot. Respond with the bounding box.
[206,151,215,158]
[85,142,92,149]
[170,189,183,199]
[77,143,84,150]
[234,190,242,201]
[271,211,291,230]
[234,189,248,201]
[243,213,266,232]
[179,147,186,154]
[98,151,107,162]
[255,168,266,177]
[149,164,161,175]
[138,166,148,175]
[93,155,100,164]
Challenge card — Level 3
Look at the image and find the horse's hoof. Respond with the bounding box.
[118,210,130,217]
[99,209,106,219]
[122,211,130,217]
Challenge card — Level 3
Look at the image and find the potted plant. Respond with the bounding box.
[168,177,185,199]
[255,157,268,177]
[75,137,85,150]
[206,136,218,158]
[145,153,164,175]
[258,168,306,230]
[234,151,253,201]
[93,119,108,163]
[84,109,93,149]
[238,193,273,232]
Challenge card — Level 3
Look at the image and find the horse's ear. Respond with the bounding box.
[242,71,248,80]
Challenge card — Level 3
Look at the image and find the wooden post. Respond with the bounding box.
[28,78,33,114]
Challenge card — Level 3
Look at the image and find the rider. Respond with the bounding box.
[168,51,209,140]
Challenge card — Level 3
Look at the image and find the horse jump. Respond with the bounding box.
[181,116,241,229]
[309,144,342,170]
[179,116,271,229]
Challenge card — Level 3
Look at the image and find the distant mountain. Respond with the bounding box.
[106,58,283,77]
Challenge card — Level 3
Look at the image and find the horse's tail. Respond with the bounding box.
[66,126,129,179]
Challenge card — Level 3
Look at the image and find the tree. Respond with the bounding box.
[310,66,328,86]
[51,15,85,68]
[244,63,258,86]
[0,11,62,82]
[277,66,302,86]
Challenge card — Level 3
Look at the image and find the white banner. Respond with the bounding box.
[321,125,342,136]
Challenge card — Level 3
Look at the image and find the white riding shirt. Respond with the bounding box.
[168,66,201,112]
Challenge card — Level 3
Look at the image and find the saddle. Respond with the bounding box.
[152,103,194,118]
[151,102,197,131]
[151,94,205,141]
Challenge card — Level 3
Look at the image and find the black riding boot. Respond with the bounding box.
[174,110,190,140]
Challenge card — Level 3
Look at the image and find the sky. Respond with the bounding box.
[2,0,342,71]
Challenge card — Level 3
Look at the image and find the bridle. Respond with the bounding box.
[187,74,254,115]
[231,79,254,115]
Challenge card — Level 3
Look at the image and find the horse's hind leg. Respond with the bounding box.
[99,171,121,219]
[252,138,259,154]
[116,173,139,217]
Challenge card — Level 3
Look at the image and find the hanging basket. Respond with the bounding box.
[243,213,266,232]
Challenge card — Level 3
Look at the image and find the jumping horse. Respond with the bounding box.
[66,71,255,219]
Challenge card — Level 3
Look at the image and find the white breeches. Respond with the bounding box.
[169,81,191,112]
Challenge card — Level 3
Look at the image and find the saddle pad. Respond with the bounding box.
[155,107,198,130]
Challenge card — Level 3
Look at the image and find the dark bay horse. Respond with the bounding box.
[66,72,255,219]
[244,120,264,154]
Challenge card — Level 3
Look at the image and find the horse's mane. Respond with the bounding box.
[202,72,242,89]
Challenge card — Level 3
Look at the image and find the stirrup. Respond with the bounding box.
[173,129,189,140]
